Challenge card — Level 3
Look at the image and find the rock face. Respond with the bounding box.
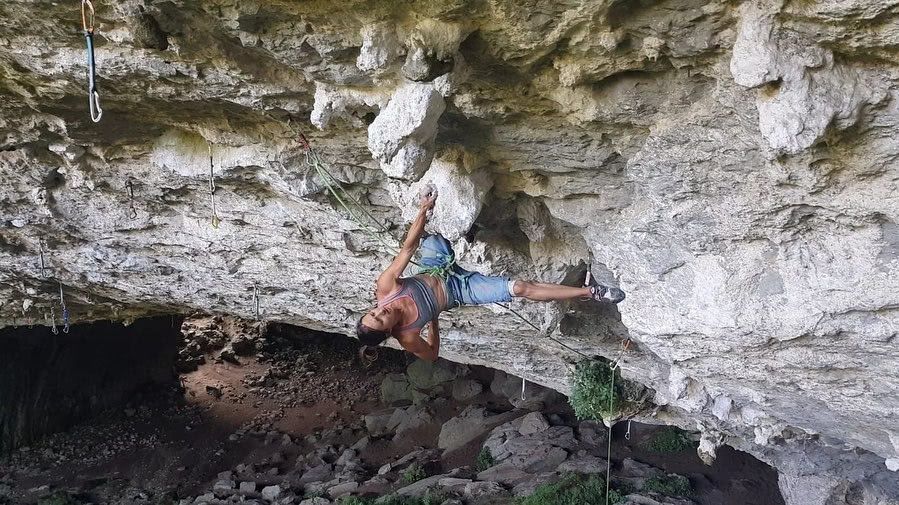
[0,1,898,503]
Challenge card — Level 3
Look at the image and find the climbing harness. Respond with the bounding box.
[208,144,220,228]
[58,281,70,333]
[252,283,260,320]
[126,179,137,219]
[81,0,102,123]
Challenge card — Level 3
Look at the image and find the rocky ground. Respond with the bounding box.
[0,316,781,505]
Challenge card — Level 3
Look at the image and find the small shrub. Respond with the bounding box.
[401,463,426,485]
[515,473,626,505]
[569,359,619,421]
[644,475,692,497]
[476,446,495,472]
[643,426,695,453]
[341,498,374,505]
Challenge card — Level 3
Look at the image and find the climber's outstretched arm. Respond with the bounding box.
[376,194,437,294]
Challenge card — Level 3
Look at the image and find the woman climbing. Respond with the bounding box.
[357,187,625,361]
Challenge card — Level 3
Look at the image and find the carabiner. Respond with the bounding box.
[83,1,102,123]
[126,180,137,219]
[81,0,95,34]
[50,307,58,335]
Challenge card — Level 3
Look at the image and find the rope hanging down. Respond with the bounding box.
[81,0,102,122]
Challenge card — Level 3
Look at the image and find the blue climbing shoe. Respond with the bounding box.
[584,271,625,304]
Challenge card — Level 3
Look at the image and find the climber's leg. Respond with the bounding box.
[510,280,591,302]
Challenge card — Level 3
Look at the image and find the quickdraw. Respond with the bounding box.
[208,144,220,228]
[252,283,260,320]
[38,241,48,278]
[81,0,102,123]
[49,307,59,335]
[609,338,632,371]
[58,281,70,333]
[126,179,137,219]
[521,378,527,401]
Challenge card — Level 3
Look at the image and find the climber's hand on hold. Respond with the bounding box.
[419,184,438,211]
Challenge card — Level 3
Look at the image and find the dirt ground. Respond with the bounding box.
[0,319,784,505]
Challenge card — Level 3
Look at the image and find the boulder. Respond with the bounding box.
[364,409,396,436]
[261,485,282,501]
[452,379,483,401]
[390,474,450,499]
[298,498,331,505]
[577,420,608,446]
[438,406,523,454]
[464,481,508,500]
[483,420,578,473]
[407,359,462,391]
[388,406,436,439]
[300,464,334,485]
[327,481,359,498]
[381,374,412,406]
[212,480,234,491]
[518,412,551,435]
[476,463,533,486]
[557,453,608,474]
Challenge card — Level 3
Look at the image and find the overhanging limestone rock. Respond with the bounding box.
[367,82,446,180]
[0,0,898,502]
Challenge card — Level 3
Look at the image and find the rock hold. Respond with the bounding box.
[367,83,446,181]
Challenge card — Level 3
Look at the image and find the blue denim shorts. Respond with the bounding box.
[418,234,512,307]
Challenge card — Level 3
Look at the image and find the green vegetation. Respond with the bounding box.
[644,475,692,497]
[515,473,626,505]
[401,463,426,485]
[341,494,447,505]
[476,446,495,472]
[569,359,620,421]
[643,426,695,453]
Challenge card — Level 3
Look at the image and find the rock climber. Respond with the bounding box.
[356,187,625,362]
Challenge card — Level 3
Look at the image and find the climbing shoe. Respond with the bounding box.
[584,271,626,304]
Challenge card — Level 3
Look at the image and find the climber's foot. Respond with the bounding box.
[583,271,626,304]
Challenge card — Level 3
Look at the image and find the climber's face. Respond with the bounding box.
[361,305,399,331]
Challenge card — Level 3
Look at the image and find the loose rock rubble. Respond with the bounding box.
[0,317,780,505]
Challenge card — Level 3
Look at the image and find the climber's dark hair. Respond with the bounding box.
[356,318,390,347]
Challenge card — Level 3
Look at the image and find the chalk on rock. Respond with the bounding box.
[390,148,493,241]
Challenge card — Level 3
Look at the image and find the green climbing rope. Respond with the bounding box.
[605,366,616,505]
